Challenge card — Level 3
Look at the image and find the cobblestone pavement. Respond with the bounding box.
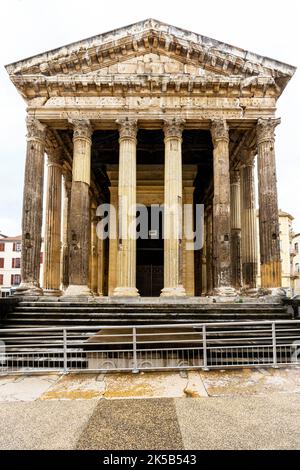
[0,368,300,450]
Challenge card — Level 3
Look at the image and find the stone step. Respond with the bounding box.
[4,312,292,323]
[8,309,291,317]
[16,302,287,310]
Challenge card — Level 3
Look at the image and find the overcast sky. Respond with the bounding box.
[0,0,299,235]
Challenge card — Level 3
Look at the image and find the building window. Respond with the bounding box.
[295,243,299,254]
[0,258,4,269]
[11,274,21,286]
[0,242,4,252]
[12,258,21,269]
[296,263,300,273]
[13,242,21,252]
[0,274,3,285]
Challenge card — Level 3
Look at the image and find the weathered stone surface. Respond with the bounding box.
[161,118,186,297]
[43,146,63,295]
[230,170,242,289]
[240,153,258,290]
[113,119,139,297]
[62,171,72,290]
[257,118,282,288]
[68,181,91,289]
[211,119,234,295]
[17,117,46,296]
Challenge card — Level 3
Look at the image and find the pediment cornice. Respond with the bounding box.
[10,73,280,100]
[6,19,296,100]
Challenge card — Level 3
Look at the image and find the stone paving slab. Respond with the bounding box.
[39,371,208,400]
[40,373,106,400]
[103,371,208,399]
[0,374,60,401]
[199,367,300,396]
[1,369,300,402]
[175,394,300,450]
[0,401,97,449]
[76,398,184,450]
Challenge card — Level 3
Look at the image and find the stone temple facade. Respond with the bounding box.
[5,19,296,299]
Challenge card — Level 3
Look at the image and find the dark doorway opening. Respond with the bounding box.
[136,206,164,296]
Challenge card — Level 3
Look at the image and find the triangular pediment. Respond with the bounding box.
[82,52,211,78]
[6,18,296,98]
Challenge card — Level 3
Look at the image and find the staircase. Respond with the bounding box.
[0,299,298,373]
[3,299,294,329]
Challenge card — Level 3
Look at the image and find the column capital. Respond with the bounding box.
[256,117,281,145]
[26,116,47,143]
[230,169,240,184]
[210,119,229,145]
[240,148,256,167]
[117,118,138,142]
[69,119,93,141]
[46,146,64,166]
[63,169,72,193]
[163,118,185,140]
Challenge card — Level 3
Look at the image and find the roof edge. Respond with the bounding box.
[5,18,297,77]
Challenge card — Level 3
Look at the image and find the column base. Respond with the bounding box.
[14,282,43,297]
[113,286,140,297]
[213,286,237,297]
[160,286,186,297]
[240,287,259,298]
[258,287,287,298]
[63,284,93,297]
[43,289,63,297]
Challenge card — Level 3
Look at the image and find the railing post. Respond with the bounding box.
[202,325,209,371]
[63,328,68,374]
[272,322,278,369]
[132,327,139,374]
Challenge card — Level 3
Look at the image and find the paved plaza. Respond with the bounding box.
[0,368,299,450]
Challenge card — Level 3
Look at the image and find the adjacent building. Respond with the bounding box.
[0,233,44,297]
[0,234,22,296]
[257,211,295,296]
[291,233,300,296]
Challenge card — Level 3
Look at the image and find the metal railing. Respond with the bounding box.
[1,320,300,375]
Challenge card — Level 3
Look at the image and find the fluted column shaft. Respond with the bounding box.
[65,119,92,296]
[18,117,46,296]
[161,118,186,297]
[205,206,213,295]
[230,170,242,289]
[183,187,194,296]
[62,172,72,290]
[257,118,282,288]
[211,119,234,295]
[240,157,258,289]
[108,186,118,295]
[91,204,99,294]
[43,147,63,294]
[113,119,139,296]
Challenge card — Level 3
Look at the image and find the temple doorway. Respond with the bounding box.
[136,206,164,296]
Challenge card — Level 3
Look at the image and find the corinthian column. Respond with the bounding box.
[62,171,72,290]
[17,116,46,296]
[64,119,93,297]
[43,146,63,295]
[211,119,235,296]
[90,203,99,294]
[256,118,282,289]
[205,205,213,295]
[240,151,258,291]
[161,118,186,297]
[230,170,242,289]
[113,119,139,297]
